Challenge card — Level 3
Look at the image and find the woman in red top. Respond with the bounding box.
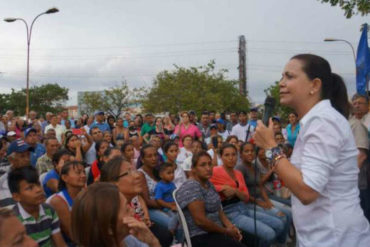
[210,143,286,247]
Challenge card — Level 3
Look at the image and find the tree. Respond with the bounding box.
[0,83,69,116]
[319,0,370,18]
[264,81,293,122]
[141,61,250,114]
[80,81,145,118]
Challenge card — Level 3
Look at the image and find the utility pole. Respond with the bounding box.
[238,35,247,96]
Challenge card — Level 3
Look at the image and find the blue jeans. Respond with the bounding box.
[223,201,284,247]
[245,201,291,244]
[149,209,171,228]
[149,209,183,242]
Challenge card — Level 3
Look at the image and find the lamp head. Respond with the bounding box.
[324,38,336,42]
[45,8,59,14]
[4,18,17,22]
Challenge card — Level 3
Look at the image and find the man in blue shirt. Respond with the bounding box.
[24,128,45,167]
[248,107,258,128]
[90,111,111,133]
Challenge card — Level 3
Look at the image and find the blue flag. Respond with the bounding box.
[356,23,370,95]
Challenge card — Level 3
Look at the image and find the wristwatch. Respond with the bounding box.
[265,146,285,167]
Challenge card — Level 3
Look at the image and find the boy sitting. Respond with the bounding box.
[154,162,179,234]
[8,166,67,247]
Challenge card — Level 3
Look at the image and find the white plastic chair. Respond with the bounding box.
[39,172,47,185]
[173,188,192,247]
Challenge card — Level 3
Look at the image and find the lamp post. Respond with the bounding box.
[324,38,356,64]
[4,7,59,117]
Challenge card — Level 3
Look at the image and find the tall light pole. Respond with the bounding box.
[324,38,356,64]
[4,7,59,117]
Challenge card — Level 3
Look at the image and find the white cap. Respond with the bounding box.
[7,131,16,136]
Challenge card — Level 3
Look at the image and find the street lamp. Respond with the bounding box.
[4,7,59,117]
[324,38,356,64]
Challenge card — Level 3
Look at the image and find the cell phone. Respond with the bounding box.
[72,129,83,135]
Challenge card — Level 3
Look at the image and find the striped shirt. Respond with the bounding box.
[0,173,15,209]
[13,202,61,247]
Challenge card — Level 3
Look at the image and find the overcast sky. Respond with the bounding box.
[0,0,368,106]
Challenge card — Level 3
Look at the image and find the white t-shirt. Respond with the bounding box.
[177,147,192,167]
[84,142,96,166]
[44,124,66,143]
[174,165,187,188]
[290,100,370,247]
[230,123,254,142]
[207,149,223,166]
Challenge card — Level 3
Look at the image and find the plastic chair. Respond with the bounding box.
[173,188,192,247]
[39,172,47,185]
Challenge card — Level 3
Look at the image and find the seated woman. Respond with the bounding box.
[163,141,187,188]
[48,161,87,246]
[210,143,287,247]
[64,132,92,162]
[100,157,173,247]
[176,151,245,247]
[42,149,73,198]
[87,140,109,184]
[71,182,161,247]
[256,147,291,206]
[121,142,137,169]
[236,142,292,240]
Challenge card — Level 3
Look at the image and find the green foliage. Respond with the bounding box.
[264,81,293,122]
[0,83,68,116]
[320,0,370,18]
[80,81,145,118]
[142,61,250,114]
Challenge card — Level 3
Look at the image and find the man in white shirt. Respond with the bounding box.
[44,114,66,144]
[351,93,370,221]
[230,111,254,142]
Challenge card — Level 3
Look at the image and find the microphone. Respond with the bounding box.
[262,96,276,126]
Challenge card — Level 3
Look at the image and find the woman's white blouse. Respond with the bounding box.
[290,100,370,247]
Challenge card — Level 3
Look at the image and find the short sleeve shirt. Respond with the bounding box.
[176,179,223,238]
[154,181,176,203]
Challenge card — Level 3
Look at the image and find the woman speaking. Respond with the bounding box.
[254,54,370,247]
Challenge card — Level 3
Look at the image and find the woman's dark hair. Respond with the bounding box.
[225,135,238,144]
[192,139,207,151]
[289,112,298,117]
[163,141,178,153]
[219,143,237,156]
[52,149,71,166]
[291,54,350,118]
[120,141,133,154]
[139,144,155,159]
[191,150,212,168]
[103,147,121,158]
[100,157,128,182]
[71,182,121,247]
[95,140,109,159]
[64,134,78,150]
[59,161,85,191]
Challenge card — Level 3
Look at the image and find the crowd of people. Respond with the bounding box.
[0,54,370,247]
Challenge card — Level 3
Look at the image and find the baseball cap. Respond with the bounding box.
[250,107,258,112]
[216,119,226,125]
[25,128,37,137]
[210,124,217,130]
[272,116,281,122]
[94,111,105,116]
[7,131,16,137]
[7,139,34,155]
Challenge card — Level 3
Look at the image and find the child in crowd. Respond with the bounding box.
[8,166,67,247]
[176,135,193,166]
[154,162,179,235]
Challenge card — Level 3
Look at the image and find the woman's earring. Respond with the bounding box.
[310,91,314,95]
